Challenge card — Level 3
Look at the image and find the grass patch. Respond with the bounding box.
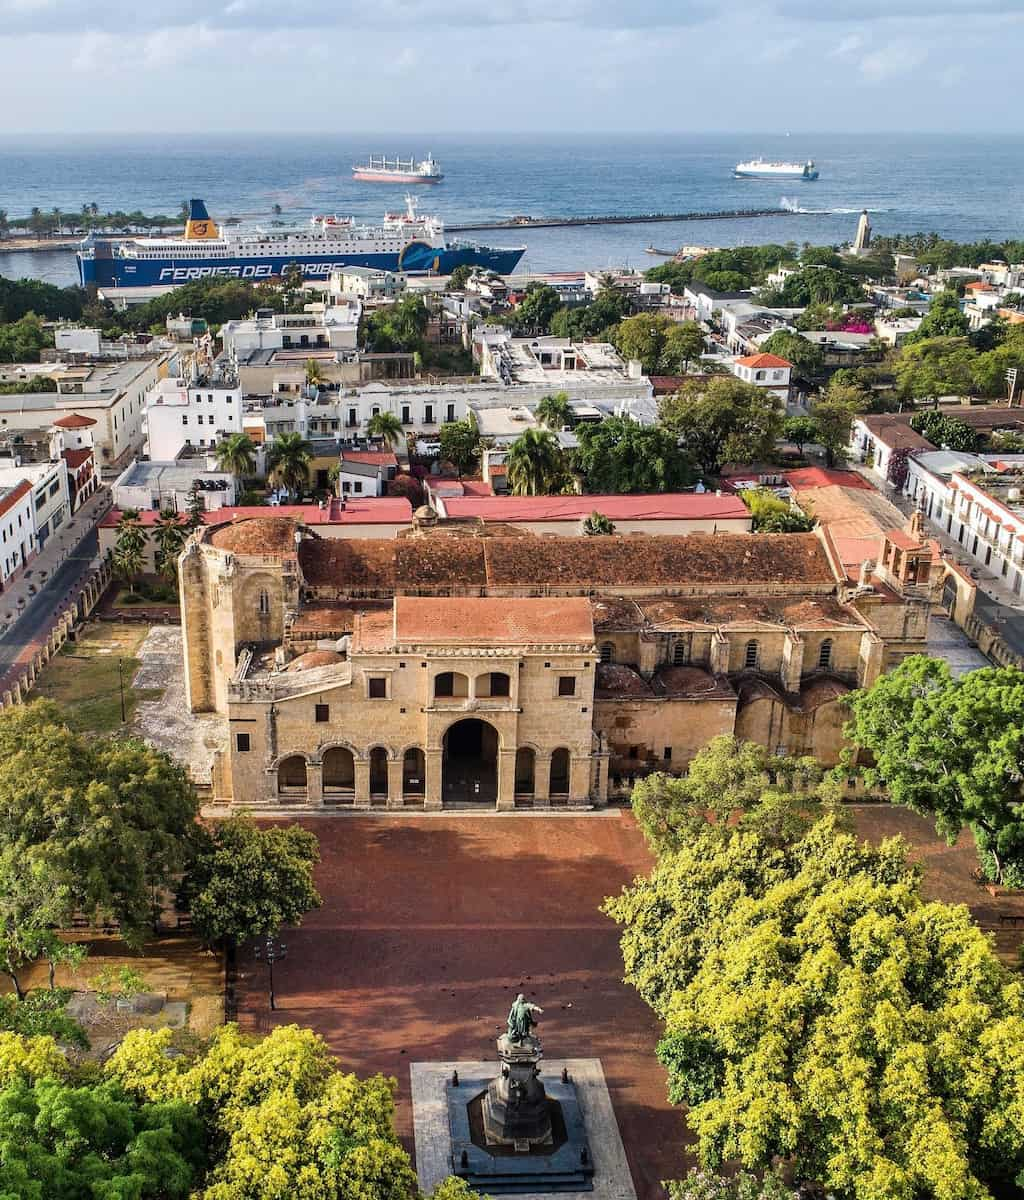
[32,622,163,733]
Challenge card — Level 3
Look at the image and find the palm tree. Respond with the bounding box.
[304,358,324,386]
[534,392,573,431]
[113,510,147,593]
[266,432,313,497]
[51,207,63,236]
[366,410,404,449]
[213,433,257,480]
[153,510,187,582]
[507,428,564,497]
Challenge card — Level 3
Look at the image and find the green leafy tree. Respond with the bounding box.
[767,266,866,307]
[809,393,857,466]
[506,428,565,496]
[153,509,187,582]
[438,419,480,477]
[972,331,1024,397]
[575,417,692,494]
[0,850,74,999]
[0,1077,205,1197]
[213,433,257,480]
[534,391,573,430]
[782,415,818,453]
[661,321,706,373]
[582,511,615,535]
[446,264,473,291]
[612,314,672,372]
[0,988,89,1050]
[549,289,630,340]
[758,330,824,381]
[905,288,970,342]
[667,1167,796,1200]
[180,817,321,950]
[605,816,1024,1199]
[363,295,431,352]
[844,656,1024,884]
[0,701,199,946]
[265,432,313,496]
[659,377,783,476]
[740,487,815,532]
[630,735,836,857]
[366,410,404,449]
[112,509,147,592]
[510,283,561,334]
[0,313,52,364]
[908,407,981,451]
[895,336,977,402]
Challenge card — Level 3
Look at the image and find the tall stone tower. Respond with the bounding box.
[852,209,872,256]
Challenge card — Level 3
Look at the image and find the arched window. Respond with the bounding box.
[322,747,355,801]
[818,638,833,669]
[672,639,688,665]
[258,589,270,615]
[434,672,468,700]
[277,755,307,795]
[479,671,510,698]
[599,642,614,664]
[744,639,759,669]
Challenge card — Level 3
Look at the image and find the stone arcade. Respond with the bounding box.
[178,510,937,808]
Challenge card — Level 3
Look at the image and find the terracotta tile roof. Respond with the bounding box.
[639,595,860,630]
[289,603,368,634]
[441,493,751,523]
[860,415,933,451]
[52,412,96,429]
[299,538,398,588]
[735,353,792,369]
[885,528,925,551]
[207,517,300,555]
[341,449,398,468]
[592,599,644,631]
[795,485,905,540]
[284,649,345,672]
[799,675,851,709]
[62,448,92,469]
[783,468,874,492]
[652,666,735,699]
[595,664,653,698]
[353,609,395,652]
[394,596,594,644]
[0,480,31,520]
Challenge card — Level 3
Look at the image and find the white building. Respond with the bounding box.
[0,459,71,553]
[337,449,398,498]
[220,305,361,357]
[0,482,36,588]
[144,356,242,460]
[111,460,237,514]
[329,268,406,303]
[731,352,792,402]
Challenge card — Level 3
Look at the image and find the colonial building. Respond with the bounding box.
[180,511,936,810]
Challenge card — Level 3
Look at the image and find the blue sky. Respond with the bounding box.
[1,0,1022,133]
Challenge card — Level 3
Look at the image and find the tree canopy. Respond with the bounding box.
[574,417,692,494]
[659,377,783,476]
[843,655,1024,884]
[758,330,824,381]
[905,289,970,343]
[908,407,981,451]
[506,428,566,496]
[438,419,480,477]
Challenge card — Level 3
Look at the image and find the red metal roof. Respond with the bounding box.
[0,480,32,520]
[100,498,412,529]
[440,493,751,523]
[735,353,792,369]
[62,448,93,469]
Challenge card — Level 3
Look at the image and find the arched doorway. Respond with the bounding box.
[443,719,499,805]
[277,755,307,799]
[369,747,389,806]
[514,747,536,800]
[550,748,570,805]
[322,747,355,804]
[403,747,425,803]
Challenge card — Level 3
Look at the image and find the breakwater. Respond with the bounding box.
[447,207,801,232]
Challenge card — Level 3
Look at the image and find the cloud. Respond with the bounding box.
[858,42,927,80]
[776,0,1024,18]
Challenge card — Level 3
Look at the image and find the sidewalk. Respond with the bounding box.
[0,487,111,636]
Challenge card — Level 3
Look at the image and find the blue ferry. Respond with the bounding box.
[77,198,526,290]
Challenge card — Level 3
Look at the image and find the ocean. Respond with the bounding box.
[1,132,1023,287]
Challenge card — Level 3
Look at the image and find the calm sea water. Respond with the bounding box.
[1,132,1023,286]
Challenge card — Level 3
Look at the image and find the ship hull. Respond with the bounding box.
[78,244,524,289]
[734,168,818,180]
[352,170,443,184]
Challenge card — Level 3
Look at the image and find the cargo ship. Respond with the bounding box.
[352,154,443,184]
[77,197,524,290]
[734,158,819,180]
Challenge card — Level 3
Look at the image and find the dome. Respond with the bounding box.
[284,649,345,672]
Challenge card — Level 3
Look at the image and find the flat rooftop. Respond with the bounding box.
[439,492,752,524]
[115,460,231,493]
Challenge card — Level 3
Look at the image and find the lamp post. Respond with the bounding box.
[252,934,287,1011]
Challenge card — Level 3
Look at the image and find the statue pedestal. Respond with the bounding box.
[481,1035,552,1149]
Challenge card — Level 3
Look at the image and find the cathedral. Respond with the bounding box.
[179,508,936,809]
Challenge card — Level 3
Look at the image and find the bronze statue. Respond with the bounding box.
[506,993,543,1043]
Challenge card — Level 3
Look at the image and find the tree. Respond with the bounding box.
[767,266,866,307]
[385,473,424,508]
[304,357,324,386]
[184,486,206,533]
[758,330,824,381]
[782,415,818,454]
[213,432,256,480]
[895,336,977,403]
[740,488,814,533]
[534,391,573,430]
[510,283,561,334]
[112,509,147,591]
[661,321,706,373]
[0,701,199,946]
[667,1168,796,1200]
[0,1077,205,1197]
[582,511,615,536]
[612,314,673,372]
[107,1022,421,1200]
[905,288,970,342]
[809,393,857,467]
[438,419,480,477]
[0,988,89,1050]
[659,377,783,476]
[153,509,187,582]
[363,295,430,352]
[844,656,1024,885]
[366,410,404,449]
[0,850,74,1000]
[446,264,473,291]
[575,417,692,494]
[629,735,836,858]
[506,428,565,496]
[549,289,630,340]
[265,432,313,496]
[908,407,981,451]
[605,816,1024,1199]
[0,313,51,364]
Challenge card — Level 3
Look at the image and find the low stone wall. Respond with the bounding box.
[0,560,113,708]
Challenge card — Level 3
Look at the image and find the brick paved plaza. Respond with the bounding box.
[235,805,1024,1200]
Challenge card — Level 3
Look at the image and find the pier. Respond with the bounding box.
[446,207,802,232]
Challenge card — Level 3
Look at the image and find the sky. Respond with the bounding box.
[0,0,1023,134]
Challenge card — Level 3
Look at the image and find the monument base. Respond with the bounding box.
[411,1059,637,1200]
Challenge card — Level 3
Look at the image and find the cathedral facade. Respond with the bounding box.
[179,511,936,809]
